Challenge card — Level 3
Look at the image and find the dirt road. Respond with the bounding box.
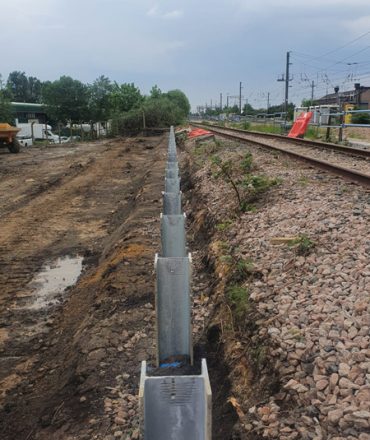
[0,137,167,439]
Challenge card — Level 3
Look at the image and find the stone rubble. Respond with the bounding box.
[186,138,370,439]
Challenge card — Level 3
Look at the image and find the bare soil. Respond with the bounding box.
[0,137,167,439]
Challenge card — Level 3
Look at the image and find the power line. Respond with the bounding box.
[291,29,370,63]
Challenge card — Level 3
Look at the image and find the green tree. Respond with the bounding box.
[6,71,42,103]
[301,98,312,107]
[227,104,240,114]
[243,103,255,115]
[109,82,143,113]
[88,75,113,122]
[42,76,89,123]
[0,93,14,123]
[28,76,42,103]
[0,75,14,123]
[143,96,183,126]
[165,89,190,117]
[6,71,28,101]
[268,102,295,120]
[150,84,162,99]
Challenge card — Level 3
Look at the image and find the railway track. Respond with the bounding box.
[191,122,370,188]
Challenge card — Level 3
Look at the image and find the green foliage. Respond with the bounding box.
[109,82,143,113]
[226,284,249,318]
[113,91,189,134]
[242,175,280,200]
[143,96,183,127]
[0,92,14,123]
[111,108,143,134]
[235,258,254,278]
[150,85,162,99]
[1,69,191,131]
[301,98,312,107]
[288,234,315,256]
[88,75,114,122]
[211,152,281,212]
[240,152,253,172]
[216,219,233,231]
[228,104,240,114]
[192,139,220,166]
[351,111,370,124]
[166,89,191,118]
[0,75,14,123]
[6,71,42,103]
[42,76,89,123]
[298,175,309,186]
[251,345,268,367]
[249,124,282,134]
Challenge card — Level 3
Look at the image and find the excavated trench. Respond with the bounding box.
[0,134,283,439]
[181,160,241,439]
[181,150,282,440]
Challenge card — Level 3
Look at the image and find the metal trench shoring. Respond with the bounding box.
[139,126,212,440]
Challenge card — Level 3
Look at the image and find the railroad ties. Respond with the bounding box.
[139,127,212,439]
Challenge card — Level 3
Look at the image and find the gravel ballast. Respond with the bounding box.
[185,137,370,440]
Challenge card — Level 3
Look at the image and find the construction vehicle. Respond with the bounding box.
[0,123,21,153]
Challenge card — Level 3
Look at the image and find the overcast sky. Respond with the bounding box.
[2,0,370,110]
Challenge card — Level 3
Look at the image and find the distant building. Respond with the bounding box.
[314,83,370,109]
[11,102,48,124]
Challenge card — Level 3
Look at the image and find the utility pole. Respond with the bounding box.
[267,92,270,114]
[310,80,315,106]
[239,81,243,114]
[335,86,343,142]
[284,51,291,123]
[220,93,223,110]
[277,51,292,127]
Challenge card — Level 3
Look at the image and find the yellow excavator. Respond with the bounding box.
[0,123,21,153]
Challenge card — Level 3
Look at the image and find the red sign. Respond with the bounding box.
[288,112,313,138]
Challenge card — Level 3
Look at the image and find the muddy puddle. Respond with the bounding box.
[0,256,84,385]
[24,255,83,310]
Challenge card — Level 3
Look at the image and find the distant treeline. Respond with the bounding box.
[0,72,190,132]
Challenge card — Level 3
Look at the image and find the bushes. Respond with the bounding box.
[211,152,281,213]
[351,111,370,124]
[112,91,189,134]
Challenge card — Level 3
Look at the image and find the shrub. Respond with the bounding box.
[351,111,370,124]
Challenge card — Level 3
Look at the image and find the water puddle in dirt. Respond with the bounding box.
[25,255,83,310]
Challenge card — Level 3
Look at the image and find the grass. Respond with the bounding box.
[298,175,309,186]
[249,123,282,134]
[235,258,254,279]
[251,345,268,367]
[211,153,282,213]
[288,234,315,256]
[226,284,250,318]
[216,219,233,232]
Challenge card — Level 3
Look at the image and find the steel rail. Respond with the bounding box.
[191,122,370,159]
[190,124,370,188]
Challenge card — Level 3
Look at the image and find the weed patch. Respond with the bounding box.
[288,234,315,256]
[226,284,250,319]
[211,153,281,213]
